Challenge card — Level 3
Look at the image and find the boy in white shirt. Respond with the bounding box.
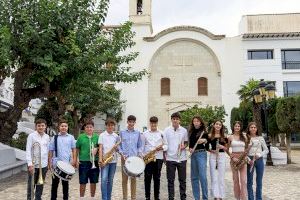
[26,118,50,200]
[98,118,120,200]
[163,112,188,200]
[143,116,166,200]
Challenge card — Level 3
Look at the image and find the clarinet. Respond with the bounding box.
[215,139,219,170]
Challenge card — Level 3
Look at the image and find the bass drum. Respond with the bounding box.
[53,161,76,181]
[123,156,145,177]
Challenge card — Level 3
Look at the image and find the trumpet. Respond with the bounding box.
[89,137,96,169]
[30,142,44,200]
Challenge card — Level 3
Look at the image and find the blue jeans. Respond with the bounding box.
[191,151,208,200]
[101,163,117,200]
[247,157,264,200]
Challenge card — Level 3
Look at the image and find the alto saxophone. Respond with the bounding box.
[101,140,121,166]
[231,142,252,170]
[143,144,163,164]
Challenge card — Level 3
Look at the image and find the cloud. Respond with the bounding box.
[105,0,300,36]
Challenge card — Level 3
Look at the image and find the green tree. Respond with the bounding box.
[267,98,281,145]
[230,101,253,131]
[180,105,227,130]
[0,0,146,143]
[236,79,262,133]
[276,97,300,164]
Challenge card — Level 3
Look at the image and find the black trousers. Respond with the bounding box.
[51,174,69,200]
[27,167,48,200]
[144,159,164,200]
[166,160,187,200]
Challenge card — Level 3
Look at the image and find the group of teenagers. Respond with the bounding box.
[26,111,268,200]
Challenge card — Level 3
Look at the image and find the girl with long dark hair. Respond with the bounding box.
[188,116,209,200]
[208,120,228,200]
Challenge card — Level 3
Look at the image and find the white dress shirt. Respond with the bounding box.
[248,136,269,158]
[143,129,167,159]
[26,131,50,168]
[163,126,188,162]
[98,131,119,163]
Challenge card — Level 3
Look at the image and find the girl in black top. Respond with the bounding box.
[188,115,209,200]
[208,120,228,200]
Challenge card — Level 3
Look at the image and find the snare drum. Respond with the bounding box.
[53,161,75,181]
[123,156,145,177]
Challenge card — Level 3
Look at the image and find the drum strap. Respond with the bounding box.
[54,135,58,157]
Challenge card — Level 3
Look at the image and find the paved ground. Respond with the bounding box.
[0,150,300,200]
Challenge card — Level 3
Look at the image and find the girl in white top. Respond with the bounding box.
[227,121,249,200]
[246,122,268,200]
[208,120,228,200]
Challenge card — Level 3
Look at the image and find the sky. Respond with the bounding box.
[104,0,300,36]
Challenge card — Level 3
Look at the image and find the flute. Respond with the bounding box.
[188,131,204,159]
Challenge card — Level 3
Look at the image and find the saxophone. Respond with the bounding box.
[143,144,163,164]
[101,140,121,166]
[230,142,252,170]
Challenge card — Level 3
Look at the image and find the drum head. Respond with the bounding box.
[125,156,145,174]
[57,161,75,174]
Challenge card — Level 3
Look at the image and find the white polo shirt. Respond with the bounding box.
[163,126,188,162]
[143,129,167,160]
[98,131,119,163]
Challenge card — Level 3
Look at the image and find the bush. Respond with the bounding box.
[10,132,28,150]
[180,105,227,129]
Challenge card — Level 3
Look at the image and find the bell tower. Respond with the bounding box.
[129,0,152,33]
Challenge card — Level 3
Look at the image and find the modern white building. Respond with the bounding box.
[116,0,300,131]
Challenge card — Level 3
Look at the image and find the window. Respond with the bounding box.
[283,81,300,97]
[137,0,143,15]
[161,78,170,96]
[198,77,208,96]
[281,50,300,69]
[247,50,273,60]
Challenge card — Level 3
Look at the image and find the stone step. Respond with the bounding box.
[0,149,17,166]
[0,160,27,179]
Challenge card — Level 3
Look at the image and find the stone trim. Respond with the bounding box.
[143,26,225,41]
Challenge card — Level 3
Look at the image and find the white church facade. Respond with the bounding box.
[116,0,300,130]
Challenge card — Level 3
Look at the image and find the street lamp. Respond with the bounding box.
[252,79,276,166]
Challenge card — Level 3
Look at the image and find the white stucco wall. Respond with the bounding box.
[118,24,245,130]
[242,38,300,97]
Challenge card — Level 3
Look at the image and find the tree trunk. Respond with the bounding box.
[70,109,80,138]
[280,133,286,147]
[252,103,263,133]
[286,132,292,164]
[271,135,277,146]
[0,107,24,144]
[0,66,50,144]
